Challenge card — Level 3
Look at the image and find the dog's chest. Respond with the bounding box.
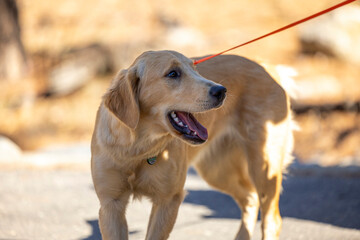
[127,149,187,198]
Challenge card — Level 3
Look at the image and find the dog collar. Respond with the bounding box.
[147,156,157,165]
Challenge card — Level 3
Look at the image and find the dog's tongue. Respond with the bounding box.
[176,111,208,141]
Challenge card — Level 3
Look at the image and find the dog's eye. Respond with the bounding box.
[167,70,180,79]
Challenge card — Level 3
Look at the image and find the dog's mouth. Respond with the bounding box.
[167,111,208,144]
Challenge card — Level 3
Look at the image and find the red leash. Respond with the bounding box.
[193,0,358,65]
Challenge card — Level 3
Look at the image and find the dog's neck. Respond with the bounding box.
[97,106,171,163]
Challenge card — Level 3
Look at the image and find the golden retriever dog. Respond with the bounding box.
[91,50,294,240]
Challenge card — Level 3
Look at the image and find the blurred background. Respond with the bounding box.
[0,0,360,239]
[1,0,360,166]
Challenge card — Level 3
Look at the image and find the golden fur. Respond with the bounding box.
[91,50,294,240]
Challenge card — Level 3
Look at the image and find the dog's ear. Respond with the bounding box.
[103,66,141,130]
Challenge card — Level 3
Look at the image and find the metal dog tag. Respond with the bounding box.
[147,156,157,165]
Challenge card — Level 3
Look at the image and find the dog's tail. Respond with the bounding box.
[265,64,301,172]
[261,63,299,101]
[274,64,299,101]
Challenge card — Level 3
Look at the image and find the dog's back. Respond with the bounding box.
[189,54,293,168]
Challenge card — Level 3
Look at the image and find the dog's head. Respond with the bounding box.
[104,50,226,145]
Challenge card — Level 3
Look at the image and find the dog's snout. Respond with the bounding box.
[209,85,227,103]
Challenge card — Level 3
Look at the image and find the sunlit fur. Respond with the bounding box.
[91,50,294,240]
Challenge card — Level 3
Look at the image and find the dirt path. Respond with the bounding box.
[0,166,359,240]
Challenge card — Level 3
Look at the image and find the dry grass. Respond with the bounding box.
[0,77,108,150]
[295,111,360,165]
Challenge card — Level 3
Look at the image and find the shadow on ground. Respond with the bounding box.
[184,172,360,229]
[81,220,101,240]
[185,164,360,229]
[183,171,360,229]
[81,165,360,240]
[81,220,139,240]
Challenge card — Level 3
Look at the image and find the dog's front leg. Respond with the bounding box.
[145,191,185,240]
[98,194,131,240]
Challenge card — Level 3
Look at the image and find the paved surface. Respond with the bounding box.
[0,144,359,240]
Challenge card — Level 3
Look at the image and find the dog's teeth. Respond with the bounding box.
[171,112,176,118]
[192,131,197,136]
[174,117,179,123]
[178,122,184,127]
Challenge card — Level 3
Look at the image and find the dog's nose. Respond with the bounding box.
[209,85,227,103]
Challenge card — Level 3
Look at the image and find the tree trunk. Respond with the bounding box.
[0,0,27,81]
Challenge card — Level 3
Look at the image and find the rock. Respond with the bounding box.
[0,136,22,163]
[295,74,348,106]
[46,44,112,96]
[291,70,360,110]
[299,5,360,65]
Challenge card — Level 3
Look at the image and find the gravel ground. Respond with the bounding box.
[0,164,359,240]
